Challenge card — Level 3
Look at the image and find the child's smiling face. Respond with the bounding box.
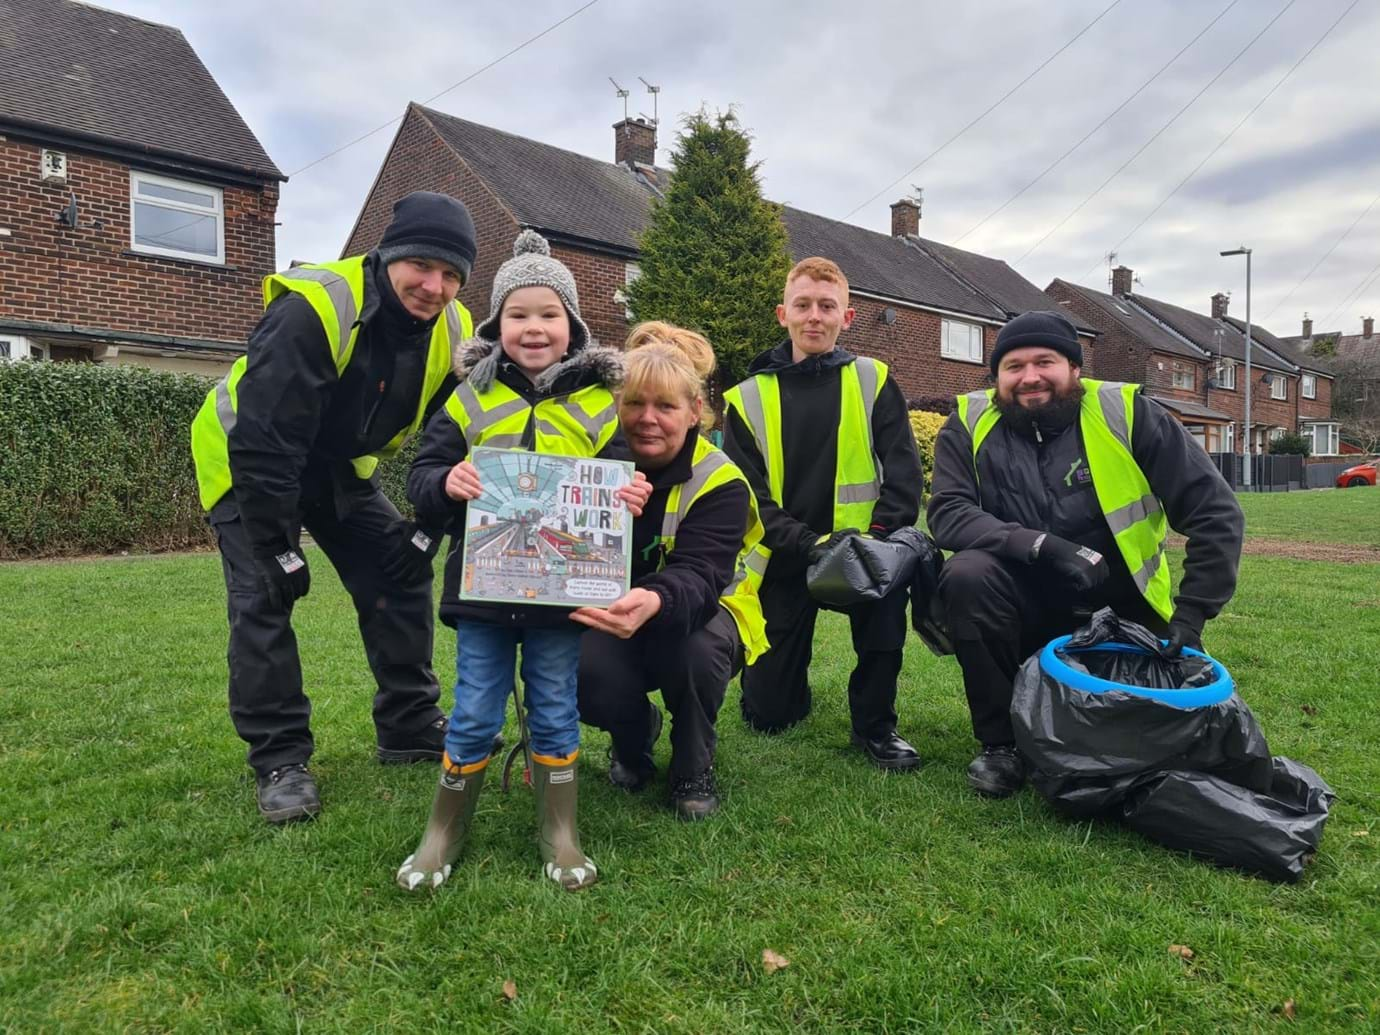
[499,286,572,378]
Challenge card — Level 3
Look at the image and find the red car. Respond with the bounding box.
[1336,459,1378,488]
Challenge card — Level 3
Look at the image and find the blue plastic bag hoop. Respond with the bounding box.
[1039,637,1234,709]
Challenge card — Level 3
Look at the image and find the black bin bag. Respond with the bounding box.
[1011,608,1333,881]
[806,526,930,608]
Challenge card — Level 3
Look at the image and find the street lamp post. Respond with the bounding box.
[1221,247,1253,489]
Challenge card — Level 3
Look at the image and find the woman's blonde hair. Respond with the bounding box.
[622,321,717,432]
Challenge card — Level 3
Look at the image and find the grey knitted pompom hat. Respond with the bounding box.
[473,230,590,353]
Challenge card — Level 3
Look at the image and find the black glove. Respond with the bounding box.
[1163,609,1205,656]
[379,523,442,585]
[1030,533,1109,594]
[252,548,311,611]
[808,527,860,565]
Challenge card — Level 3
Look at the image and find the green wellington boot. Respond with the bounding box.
[532,754,598,891]
[396,757,487,892]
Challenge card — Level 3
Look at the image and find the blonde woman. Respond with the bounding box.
[571,322,767,820]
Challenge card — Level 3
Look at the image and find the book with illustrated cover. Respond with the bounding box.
[457,447,635,608]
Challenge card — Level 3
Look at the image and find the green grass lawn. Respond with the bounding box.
[2,492,1378,1032]
[1237,485,1379,547]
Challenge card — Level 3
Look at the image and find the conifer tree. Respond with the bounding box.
[626,109,793,388]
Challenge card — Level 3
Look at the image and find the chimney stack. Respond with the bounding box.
[1211,292,1230,319]
[614,118,657,167]
[890,197,920,238]
[1111,265,1133,296]
[1365,316,1374,339]
[1302,314,1313,338]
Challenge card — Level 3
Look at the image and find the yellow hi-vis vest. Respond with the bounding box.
[190,256,472,511]
[723,357,887,532]
[659,436,770,664]
[441,376,619,457]
[955,378,1172,621]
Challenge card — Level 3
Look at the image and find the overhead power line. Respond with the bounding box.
[1015,0,1298,266]
[837,0,1123,222]
[1080,0,1360,282]
[1262,182,1380,323]
[952,0,1241,246]
[1322,255,1380,328]
[288,0,602,178]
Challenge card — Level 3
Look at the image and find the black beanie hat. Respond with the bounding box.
[376,191,477,284]
[989,310,1082,374]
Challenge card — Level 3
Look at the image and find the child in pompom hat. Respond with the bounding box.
[397,230,649,892]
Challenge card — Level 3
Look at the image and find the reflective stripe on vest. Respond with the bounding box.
[659,436,770,664]
[189,257,472,511]
[443,379,619,457]
[724,357,887,532]
[954,378,1172,621]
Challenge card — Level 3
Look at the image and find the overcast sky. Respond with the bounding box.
[100,0,1380,338]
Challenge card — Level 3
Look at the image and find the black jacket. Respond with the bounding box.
[628,428,749,639]
[226,252,456,557]
[926,387,1244,627]
[408,336,628,629]
[723,342,923,577]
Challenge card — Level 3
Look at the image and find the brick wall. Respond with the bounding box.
[0,135,275,347]
[342,107,520,336]
[840,296,991,401]
[1297,374,1332,422]
[550,245,634,351]
[1046,283,1152,384]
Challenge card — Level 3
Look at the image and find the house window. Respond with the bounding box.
[1171,364,1195,390]
[0,336,46,362]
[1269,375,1287,401]
[1301,374,1316,399]
[941,319,983,364]
[1224,422,1235,454]
[129,171,224,264]
[1301,423,1339,456]
[1216,362,1235,390]
[618,262,641,320]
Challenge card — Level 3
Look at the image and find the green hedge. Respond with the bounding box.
[0,360,427,559]
[0,361,216,558]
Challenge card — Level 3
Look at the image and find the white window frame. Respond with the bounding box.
[1269,375,1287,401]
[1171,364,1195,390]
[0,335,47,362]
[129,170,225,264]
[1302,422,1339,456]
[1301,373,1316,399]
[617,262,641,320]
[941,318,984,364]
[1224,422,1235,454]
[1216,362,1235,390]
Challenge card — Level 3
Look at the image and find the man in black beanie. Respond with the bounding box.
[927,310,1243,798]
[191,191,479,823]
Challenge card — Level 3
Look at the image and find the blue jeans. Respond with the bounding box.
[446,621,583,766]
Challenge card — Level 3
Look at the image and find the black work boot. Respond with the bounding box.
[967,744,1026,798]
[608,704,662,792]
[377,716,447,765]
[669,767,719,821]
[850,729,922,771]
[256,763,320,824]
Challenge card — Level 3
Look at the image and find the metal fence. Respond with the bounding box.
[1206,453,1305,492]
[1303,459,1364,489]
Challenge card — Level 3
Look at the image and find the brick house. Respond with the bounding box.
[1283,316,1380,453]
[1047,267,1338,455]
[342,104,1093,402]
[0,0,283,375]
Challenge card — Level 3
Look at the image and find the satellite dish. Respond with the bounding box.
[880,307,897,325]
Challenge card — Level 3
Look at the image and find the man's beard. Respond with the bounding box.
[995,379,1086,432]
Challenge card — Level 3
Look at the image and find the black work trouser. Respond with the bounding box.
[577,607,742,780]
[739,567,909,737]
[939,549,1167,747]
[209,490,443,776]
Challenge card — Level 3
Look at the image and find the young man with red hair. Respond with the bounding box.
[724,258,925,769]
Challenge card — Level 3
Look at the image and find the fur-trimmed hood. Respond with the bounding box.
[453,335,625,395]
